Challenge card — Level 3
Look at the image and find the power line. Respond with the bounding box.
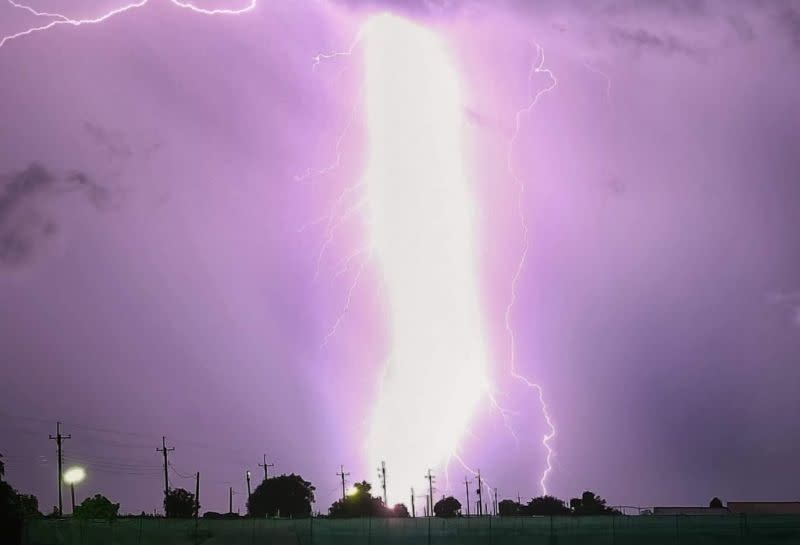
[168,463,196,480]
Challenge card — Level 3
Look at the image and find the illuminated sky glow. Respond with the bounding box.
[2,0,800,516]
[362,13,491,505]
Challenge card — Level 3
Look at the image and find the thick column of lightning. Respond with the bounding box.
[1,0,257,50]
[362,13,491,504]
[504,43,558,495]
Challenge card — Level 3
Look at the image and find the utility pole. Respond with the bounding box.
[464,477,470,517]
[337,465,350,503]
[194,473,200,519]
[475,470,482,517]
[378,461,387,506]
[229,487,233,514]
[411,488,415,518]
[258,455,274,481]
[425,470,435,517]
[49,422,71,517]
[494,488,498,516]
[156,437,175,505]
[517,491,521,506]
[246,471,252,499]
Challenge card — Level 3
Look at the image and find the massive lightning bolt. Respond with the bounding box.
[360,14,492,505]
[505,44,558,495]
[0,0,256,50]
[310,15,561,500]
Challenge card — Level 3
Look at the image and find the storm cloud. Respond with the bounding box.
[0,163,108,266]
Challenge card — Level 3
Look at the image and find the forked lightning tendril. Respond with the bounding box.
[1,0,257,50]
[504,43,558,495]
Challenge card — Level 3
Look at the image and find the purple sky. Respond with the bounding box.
[2,0,800,515]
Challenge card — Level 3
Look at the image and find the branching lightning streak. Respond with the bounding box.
[321,249,371,349]
[294,87,363,184]
[311,26,365,72]
[1,0,257,50]
[582,60,612,103]
[504,43,558,495]
[304,31,373,349]
[452,453,498,505]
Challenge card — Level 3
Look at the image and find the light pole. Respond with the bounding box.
[63,467,86,514]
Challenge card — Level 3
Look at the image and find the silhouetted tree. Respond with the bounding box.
[392,503,410,517]
[498,499,520,516]
[521,495,571,516]
[248,474,315,518]
[0,453,4,479]
[433,496,461,518]
[709,497,723,509]
[164,488,196,518]
[328,481,386,518]
[569,491,619,516]
[73,494,120,520]
[16,494,40,518]
[0,481,22,544]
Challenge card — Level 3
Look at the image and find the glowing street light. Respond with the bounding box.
[63,466,86,514]
[346,485,359,497]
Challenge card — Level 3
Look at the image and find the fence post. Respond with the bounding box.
[138,514,143,545]
[611,514,616,545]
[743,513,749,545]
[427,514,431,545]
[675,515,679,545]
[488,514,493,545]
[309,515,313,545]
[549,515,554,545]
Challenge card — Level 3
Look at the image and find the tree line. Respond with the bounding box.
[1,453,623,538]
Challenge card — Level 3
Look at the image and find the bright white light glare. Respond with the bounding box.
[63,466,86,485]
[363,13,490,504]
[346,485,359,496]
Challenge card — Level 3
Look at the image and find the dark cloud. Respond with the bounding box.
[0,164,109,267]
[776,3,800,47]
[726,14,756,43]
[608,27,701,57]
[83,122,133,161]
[68,170,111,208]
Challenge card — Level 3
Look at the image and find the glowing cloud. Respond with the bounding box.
[362,13,491,504]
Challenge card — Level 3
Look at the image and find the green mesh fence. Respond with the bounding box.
[22,515,800,545]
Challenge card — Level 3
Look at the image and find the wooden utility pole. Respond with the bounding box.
[156,437,175,506]
[258,455,274,481]
[337,465,350,503]
[246,471,252,499]
[379,461,387,506]
[411,488,416,518]
[475,470,483,516]
[49,422,71,517]
[464,477,471,517]
[425,470,435,516]
[494,488,498,516]
[229,487,233,514]
[194,473,200,519]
